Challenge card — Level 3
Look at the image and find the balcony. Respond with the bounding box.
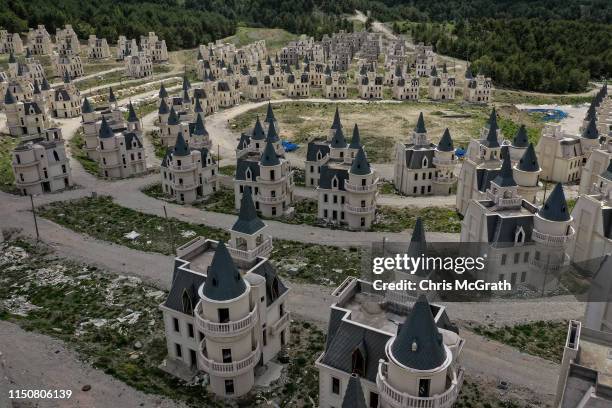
[195,303,258,338]
[345,178,379,193]
[532,228,575,247]
[199,341,260,378]
[270,312,290,336]
[345,204,376,214]
[226,237,273,263]
[433,176,454,184]
[530,253,570,272]
[172,182,197,191]
[169,162,197,172]
[377,361,463,408]
[432,157,455,166]
[257,194,286,204]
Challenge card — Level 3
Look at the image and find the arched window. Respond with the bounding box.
[332,176,338,189]
[422,157,428,168]
[182,289,193,315]
[351,347,366,376]
[515,227,525,246]
[245,167,252,181]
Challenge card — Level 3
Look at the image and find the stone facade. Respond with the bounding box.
[55,25,80,55]
[96,112,147,179]
[3,88,50,138]
[394,113,457,196]
[125,51,153,78]
[8,53,46,84]
[324,67,347,99]
[392,72,419,101]
[0,30,24,54]
[140,32,168,62]
[428,65,455,101]
[116,36,138,60]
[51,74,82,118]
[11,128,72,195]
[53,52,84,79]
[359,70,383,100]
[27,25,53,56]
[87,35,111,59]
[463,67,493,103]
[414,43,436,77]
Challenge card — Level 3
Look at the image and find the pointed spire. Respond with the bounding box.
[158,98,169,114]
[108,87,116,103]
[182,75,190,91]
[517,143,539,172]
[192,114,208,136]
[82,97,94,114]
[430,66,438,77]
[4,88,16,104]
[415,112,427,134]
[173,132,190,156]
[260,140,280,166]
[182,88,190,103]
[493,153,517,187]
[266,55,272,66]
[41,77,50,91]
[539,183,571,222]
[201,241,246,301]
[159,83,168,99]
[232,186,265,234]
[513,124,529,148]
[487,107,498,129]
[331,126,347,148]
[349,124,361,149]
[582,116,599,140]
[350,146,371,175]
[167,106,179,125]
[32,80,41,95]
[465,64,473,79]
[127,101,139,122]
[484,109,500,148]
[341,375,368,408]
[266,120,280,143]
[437,128,454,152]
[264,102,275,124]
[252,116,266,140]
[191,96,202,113]
[98,116,115,139]
[390,294,446,370]
[63,70,71,83]
[408,217,427,257]
[331,106,342,130]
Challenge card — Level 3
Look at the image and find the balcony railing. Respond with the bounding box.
[377,361,463,408]
[530,253,570,272]
[345,178,379,193]
[345,204,376,214]
[169,163,197,172]
[532,228,575,246]
[195,302,258,338]
[226,238,273,262]
[270,312,290,336]
[433,157,455,166]
[257,194,286,204]
[199,341,260,378]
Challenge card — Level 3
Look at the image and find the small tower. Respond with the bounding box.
[194,96,205,122]
[265,120,283,156]
[250,116,266,151]
[347,124,361,162]
[346,146,377,229]
[195,242,258,398]
[513,143,541,203]
[329,124,348,160]
[412,112,428,146]
[264,101,278,134]
[329,106,342,141]
[158,98,170,126]
[581,116,600,155]
[31,80,46,113]
[257,140,285,218]
[229,186,272,268]
[509,124,529,162]
[378,295,459,407]
[481,109,502,165]
[532,183,574,271]
[486,153,521,209]
[190,114,210,149]
[108,87,117,110]
[433,128,456,195]
[126,101,141,133]
[158,83,168,103]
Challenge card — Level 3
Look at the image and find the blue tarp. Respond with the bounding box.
[523,108,568,122]
[282,140,299,152]
[455,147,466,158]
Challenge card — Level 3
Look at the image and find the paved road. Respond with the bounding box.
[0,321,186,408]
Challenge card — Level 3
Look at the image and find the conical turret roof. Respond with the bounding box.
[517,143,539,172]
[252,116,266,140]
[330,126,347,148]
[266,120,280,143]
[82,97,94,113]
[349,124,361,149]
[194,97,203,113]
[201,242,247,301]
[108,87,116,103]
[127,102,139,122]
[232,186,265,234]
[390,294,446,370]
[192,114,208,136]
[582,117,599,140]
[260,140,280,166]
[415,112,427,134]
[4,88,16,104]
[264,102,275,124]
[167,106,179,125]
[158,98,169,114]
[331,106,342,130]
[173,132,190,157]
[98,116,115,139]
[513,125,529,148]
[538,183,571,222]
[350,146,371,175]
[341,375,368,408]
[493,153,517,187]
[408,217,427,259]
[437,128,454,152]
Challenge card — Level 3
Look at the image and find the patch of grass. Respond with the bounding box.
[219,165,236,176]
[495,90,594,106]
[69,130,99,175]
[473,321,567,363]
[378,181,398,195]
[567,198,577,212]
[0,135,19,193]
[141,183,165,199]
[38,196,362,285]
[223,25,299,53]
[373,206,462,233]
[76,70,126,91]
[197,188,236,213]
[497,114,541,145]
[456,378,528,408]
[147,130,166,159]
[292,168,305,187]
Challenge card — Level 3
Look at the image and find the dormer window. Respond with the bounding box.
[245,167,252,180]
[332,176,338,189]
[351,348,365,377]
[181,289,193,315]
[515,227,525,246]
[422,157,428,168]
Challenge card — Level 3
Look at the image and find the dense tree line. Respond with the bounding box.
[0,0,353,51]
[409,19,612,93]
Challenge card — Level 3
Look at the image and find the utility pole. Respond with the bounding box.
[163,205,176,255]
[30,195,40,241]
